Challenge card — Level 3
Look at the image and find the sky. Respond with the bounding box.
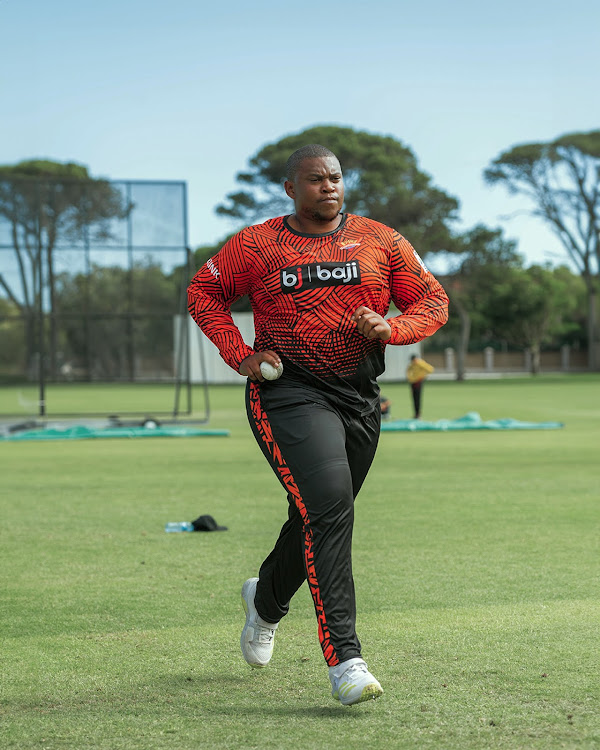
[1,0,598,270]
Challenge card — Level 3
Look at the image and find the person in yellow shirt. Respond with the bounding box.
[406,354,434,419]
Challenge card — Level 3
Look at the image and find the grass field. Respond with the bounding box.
[1,375,599,749]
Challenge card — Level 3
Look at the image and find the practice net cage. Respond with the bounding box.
[0,177,209,423]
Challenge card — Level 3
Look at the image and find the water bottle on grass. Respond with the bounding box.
[165,521,194,533]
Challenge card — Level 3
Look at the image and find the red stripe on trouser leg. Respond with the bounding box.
[304,530,337,665]
[247,382,340,666]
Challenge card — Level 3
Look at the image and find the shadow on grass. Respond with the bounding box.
[211,705,372,719]
[4,669,382,722]
[153,671,380,719]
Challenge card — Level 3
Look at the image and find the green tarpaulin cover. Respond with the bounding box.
[2,412,563,441]
[381,412,563,432]
[2,425,230,441]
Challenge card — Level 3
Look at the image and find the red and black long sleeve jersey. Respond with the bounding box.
[188,213,449,414]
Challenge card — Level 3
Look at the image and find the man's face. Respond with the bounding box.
[284,156,344,224]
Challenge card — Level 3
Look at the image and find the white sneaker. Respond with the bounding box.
[240,577,278,668]
[329,658,383,705]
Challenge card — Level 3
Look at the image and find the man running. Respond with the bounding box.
[188,144,449,705]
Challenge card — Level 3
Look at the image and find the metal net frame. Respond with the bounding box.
[0,178,208,422]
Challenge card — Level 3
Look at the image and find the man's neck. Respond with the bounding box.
[287,213,343,235]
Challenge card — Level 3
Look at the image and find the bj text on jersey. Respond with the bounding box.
[280,261,362,293]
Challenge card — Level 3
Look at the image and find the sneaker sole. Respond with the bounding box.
[335,682,384,706]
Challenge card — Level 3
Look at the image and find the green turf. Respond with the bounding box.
[2,375,599,749]
[0,382,189,417]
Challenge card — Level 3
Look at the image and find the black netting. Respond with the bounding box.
[0,179,200,419]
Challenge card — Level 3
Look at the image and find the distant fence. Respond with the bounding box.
[427,346,588,376]
[181,314,587,383]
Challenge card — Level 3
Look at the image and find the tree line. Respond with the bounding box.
[0,125,598,380]
[199,125,598,376]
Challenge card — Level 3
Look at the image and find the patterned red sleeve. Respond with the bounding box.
[187,232,255,371]
[385,233,449,345]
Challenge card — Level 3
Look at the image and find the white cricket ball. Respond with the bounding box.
[260,361,283,381]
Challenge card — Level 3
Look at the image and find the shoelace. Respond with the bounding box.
[341,663,369,681]
[256,624,276,644]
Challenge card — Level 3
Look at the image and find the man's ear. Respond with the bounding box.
[284,180,295,200]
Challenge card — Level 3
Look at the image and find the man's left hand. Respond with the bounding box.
[351,306,392,341]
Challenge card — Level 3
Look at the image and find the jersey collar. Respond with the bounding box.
[282,214,347,238]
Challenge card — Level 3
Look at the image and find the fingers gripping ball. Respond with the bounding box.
[260,361,283,381]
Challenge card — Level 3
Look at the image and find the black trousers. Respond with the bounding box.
[410,380,424,418]
[245,380,380,666]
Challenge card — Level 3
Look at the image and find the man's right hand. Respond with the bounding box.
[239,351,282,381]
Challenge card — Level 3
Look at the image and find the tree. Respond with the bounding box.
[0,160,130,378]
[441,225,523,380]
[0,298,25,379]
[484,130,600,369]
[54,261,179,379]
[216,125,460,257]
[488,265,584,374]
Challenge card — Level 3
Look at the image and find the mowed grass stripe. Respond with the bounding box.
[1,375,599,749]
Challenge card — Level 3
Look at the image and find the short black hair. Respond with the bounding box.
[285,144,339,182]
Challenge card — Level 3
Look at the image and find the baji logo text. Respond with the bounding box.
[280,261,361,293]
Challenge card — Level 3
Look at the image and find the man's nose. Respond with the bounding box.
[322,179,335,192]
